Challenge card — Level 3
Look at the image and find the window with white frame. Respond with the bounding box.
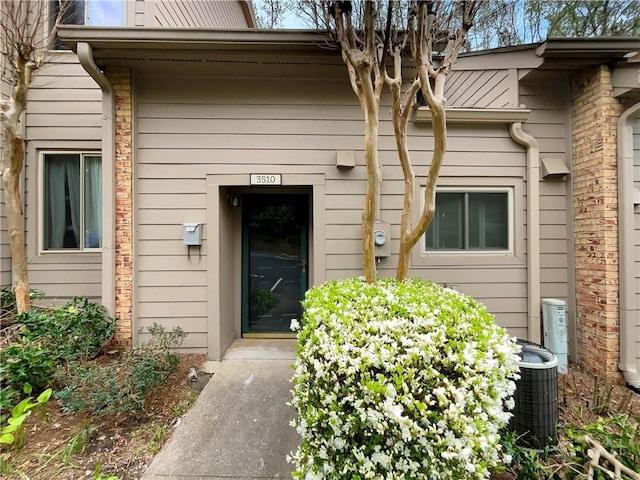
[50,0,125,49]
[425,188,512,251]
[42,153,102,251]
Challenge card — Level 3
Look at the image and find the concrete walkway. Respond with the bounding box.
[141,339,299,480]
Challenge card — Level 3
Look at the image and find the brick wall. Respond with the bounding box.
[107,67,133,348]
[571,65,624,382]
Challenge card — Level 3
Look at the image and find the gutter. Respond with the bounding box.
[76,42,116,318]
[58,26,333,52]
[537,37,640,58]
[617,101,640,391]
[509,123,541,344]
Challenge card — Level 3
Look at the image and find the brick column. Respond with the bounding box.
[106,67,133,348]
[571,65,624,381]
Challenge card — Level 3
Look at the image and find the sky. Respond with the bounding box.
[87,0,125,26]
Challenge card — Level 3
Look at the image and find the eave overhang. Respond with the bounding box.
[57,26,334,54]
[536,37,640,69]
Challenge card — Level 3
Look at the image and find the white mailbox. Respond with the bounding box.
[183,223,202,246]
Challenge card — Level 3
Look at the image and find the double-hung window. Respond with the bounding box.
[42,153,102,251]
[425,189,512,252]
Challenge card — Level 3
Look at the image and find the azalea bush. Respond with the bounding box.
[290,277,520,480]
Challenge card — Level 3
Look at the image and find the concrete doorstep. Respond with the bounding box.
[141,340,299,480]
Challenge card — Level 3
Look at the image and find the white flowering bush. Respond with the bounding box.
[289,277,520,480]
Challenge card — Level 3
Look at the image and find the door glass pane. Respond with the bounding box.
[426,193,464,249]
[247,195,307,333]
[468,192,508,249]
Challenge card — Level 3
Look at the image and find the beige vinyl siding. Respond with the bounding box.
[520,78,571,308]
[23,53,102,301]
[0,75,10,285]
[133,59,530,349]
[633,117,640,362]
[153,0,249,28]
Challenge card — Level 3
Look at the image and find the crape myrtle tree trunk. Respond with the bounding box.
[0,0,63,313]
[327,1,478,282]
[392,1,479,279]
[328,1,385,284]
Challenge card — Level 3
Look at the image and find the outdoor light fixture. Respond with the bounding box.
[228,194,240,207]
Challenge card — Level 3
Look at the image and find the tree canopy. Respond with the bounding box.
[255,0,640,49]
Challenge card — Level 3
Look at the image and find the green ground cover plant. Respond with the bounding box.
[0,287,45,319]
[290,277,521,480]
[0,293,115,420]
[563,414,639,479]
[54,323,187,415]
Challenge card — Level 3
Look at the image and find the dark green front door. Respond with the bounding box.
[242,193,309,335]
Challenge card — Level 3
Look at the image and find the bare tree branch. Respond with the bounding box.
[324,1,478,280]
[1,0,66,312]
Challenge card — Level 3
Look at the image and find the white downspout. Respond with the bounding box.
[510,123,541,344]
[76,42,115,317]
[617,101,640,390]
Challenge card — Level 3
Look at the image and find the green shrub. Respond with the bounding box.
[0,286,45,318]
[54,323,186,415]
[290,277,520,480]
[1,297,114,419]
[17,297,115,360]
[497,430,557,479]
[0,342,56,393]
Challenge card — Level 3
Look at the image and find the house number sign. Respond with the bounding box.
[250,174,282,185]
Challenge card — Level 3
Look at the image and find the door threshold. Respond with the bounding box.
[243,333,296,339]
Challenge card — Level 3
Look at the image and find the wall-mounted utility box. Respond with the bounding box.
[183,223,202,246]
[542,298,568,374]
[374,221,391,258]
